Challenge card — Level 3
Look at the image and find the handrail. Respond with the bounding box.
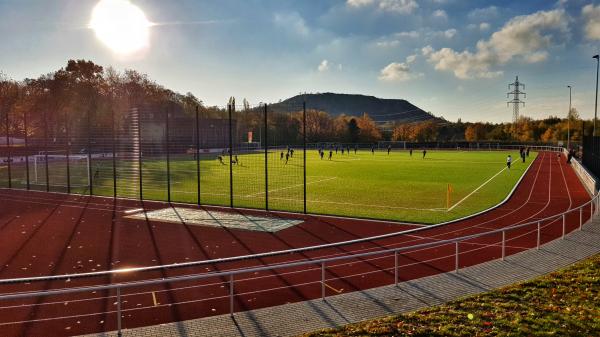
[0,191,596,301]
[0,150,585,285]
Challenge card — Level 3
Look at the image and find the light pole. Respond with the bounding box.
[593,55,599,136]
[567,85,572,150]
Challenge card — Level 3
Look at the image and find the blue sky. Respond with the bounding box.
[1,0,600,122]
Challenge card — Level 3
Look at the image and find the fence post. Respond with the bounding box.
[229,274,234,316]
[562,213,566,239]
[321,261,326,300]
[394,250,398,286]
[86,108,93,195]
[195,106,201,205]
[264,104,269,211]
[65,112,71,194]
[5,109,11,188]
[116,286,122,337]
[111,109,117,198]
[228,104,233,208]
[43,110,49,192]
[136,108,143,200]
[537,221,541,249]
[165,108,171,203]
[454,241,459,273]
[303,101,307,214]
[501,230,506,260]
[23,110,30,190]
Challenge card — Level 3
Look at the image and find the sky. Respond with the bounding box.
[1,0,600,123]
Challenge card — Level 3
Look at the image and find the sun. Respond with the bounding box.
[90,0,151,55]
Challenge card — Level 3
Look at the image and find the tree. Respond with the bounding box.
[348,118,360,143]
[464,123,486,141]
[356,113,382,142]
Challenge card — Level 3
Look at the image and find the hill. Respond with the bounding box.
[271,93,440,124]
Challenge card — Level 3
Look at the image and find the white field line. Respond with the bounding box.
[447,166,508,212]
[244,177,337,198]
[262,196,448,212]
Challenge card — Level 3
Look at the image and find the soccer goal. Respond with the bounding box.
[377,141,407,149]
[31,154,91,187]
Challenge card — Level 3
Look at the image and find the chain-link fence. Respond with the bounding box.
[0,102,310,214]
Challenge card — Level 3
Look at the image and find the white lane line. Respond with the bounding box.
[243,177,337,198]
[447,166,508,212]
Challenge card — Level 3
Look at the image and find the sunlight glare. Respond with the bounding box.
[90,0,151,55]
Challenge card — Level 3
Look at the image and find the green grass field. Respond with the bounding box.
[1,150,535,224]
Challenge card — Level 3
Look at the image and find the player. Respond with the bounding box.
[422,149,427,159]
[217,155,225,165]
[354,145,358,154]
[387,145,391,155]
[506,154,512,169]
[409,149,413,157]
[280,151,284,160]
[526,147,530,157]
[290,148,294,157]
[328,150,333,160]
[341,148,345,155]
[234,155,239,165]
[521,150,526,163]
[320,150,324,160]
[371,145,375,155]
[285,152,290,164]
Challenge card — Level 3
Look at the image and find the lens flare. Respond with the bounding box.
[90,0,151,55]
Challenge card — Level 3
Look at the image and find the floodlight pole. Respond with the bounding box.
[65,111,71,194]
[567,85,572,150]
[594,55,599,136]
[165,107,171,203]
[303,101,307,214]
[264,103,269,211]
[228,104,234,208]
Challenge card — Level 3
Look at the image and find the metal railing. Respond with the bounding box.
[0,181,597,336]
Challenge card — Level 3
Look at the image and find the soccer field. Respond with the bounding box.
[3,149,535,224]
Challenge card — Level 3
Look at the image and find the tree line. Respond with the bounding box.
[0,59,589,148]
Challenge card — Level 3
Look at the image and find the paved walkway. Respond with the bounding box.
[83,216,600,337]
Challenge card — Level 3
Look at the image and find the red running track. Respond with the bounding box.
[0,152,591,336]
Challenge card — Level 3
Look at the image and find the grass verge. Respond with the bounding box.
[302,253,600,337]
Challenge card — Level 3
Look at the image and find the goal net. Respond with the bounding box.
[31,154,90,187]
[377,141,407,149]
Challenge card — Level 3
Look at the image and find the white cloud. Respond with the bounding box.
[425,9,568,79]
[347,0,418,14]
[480,22,490,31]
[378,55,422,81]
[583,4,600,40]
[318,60,329,72]
[443,28,457,38]
[468,6,499,20]
[433,9,448,20]
[376,40,400,48]
[273,12,309,37]
[395,30,420,38]
[421,45,434,56]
